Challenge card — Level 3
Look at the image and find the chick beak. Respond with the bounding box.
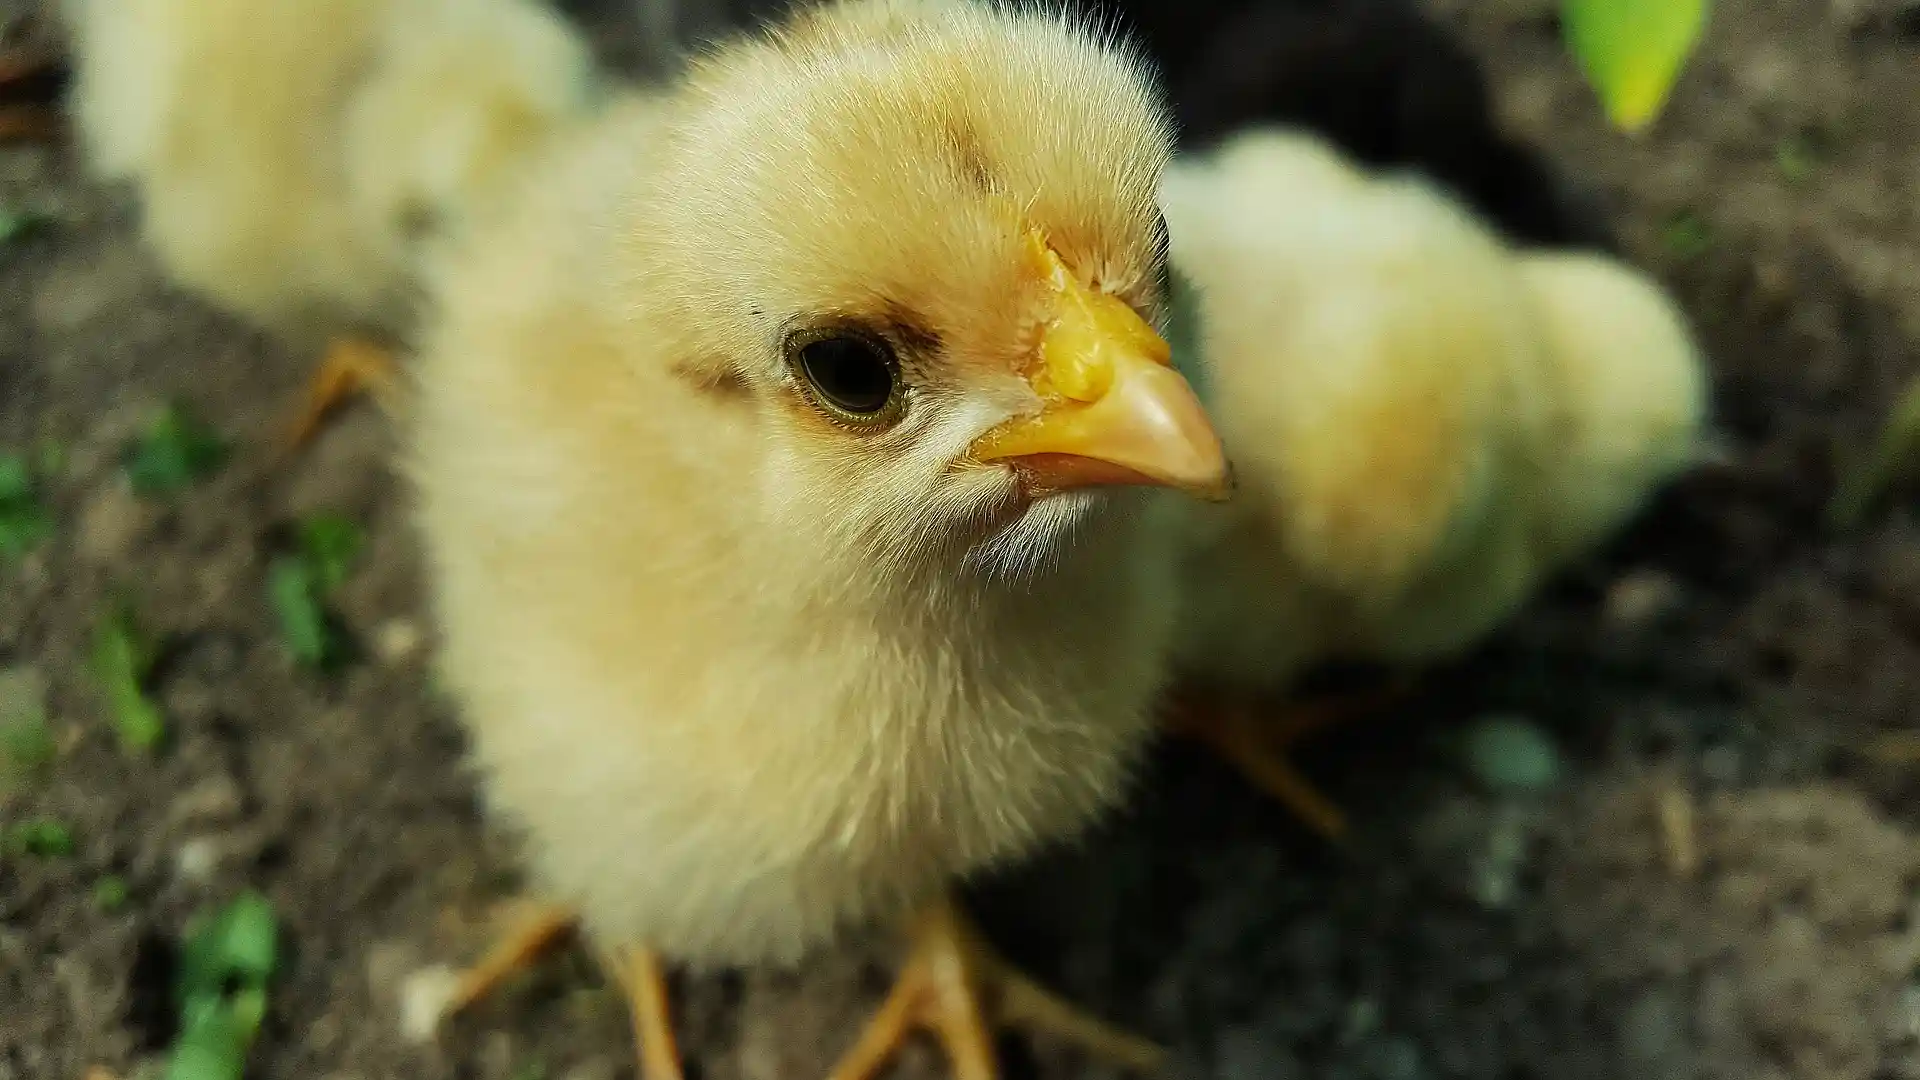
[972,235,1232,502]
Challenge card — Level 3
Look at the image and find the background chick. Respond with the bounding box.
[409,0,1225,1076]
[686,0,1606,249]
[1159,128,1707,837]
[59,0,600,444]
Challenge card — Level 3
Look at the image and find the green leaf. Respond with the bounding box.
[178,891,279,1004]
[267,557,338,670]
[6,817,75,857]
[0,454,30,502]
[296,512,364,595]
[124,404,231,495]
[93,875,130,911]
[0,206,53,246]
[0,451,52,562]
[1828,372,1920,531]
[1659,211,1714,261]
[165,1004,252,1080]
[1562,0,1709,133]
[90,604,167,753]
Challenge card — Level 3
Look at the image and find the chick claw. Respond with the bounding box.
[827,895,1164,1080]
[282,336,403,451]
[1169,682,1412,843]
[439,905,686,1080]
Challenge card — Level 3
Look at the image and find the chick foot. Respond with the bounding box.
[436,904,686,1080]
[827,894,1164,1080]
[282,336,403,451]
[1169,682,1411,843]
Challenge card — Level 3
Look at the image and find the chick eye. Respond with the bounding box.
[788,330,902,423]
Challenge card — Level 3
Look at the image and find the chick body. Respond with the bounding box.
[1161,128,1706,690]
[413,0,1186,970]
[62,0,597,343]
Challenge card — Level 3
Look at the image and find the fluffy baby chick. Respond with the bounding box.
[59,0,598,444]
[1160,128,1705,837]
[409,0,1228,1076]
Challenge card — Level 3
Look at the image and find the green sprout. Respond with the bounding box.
[1562,0,1710,133]
[1828,374,1920,531]
[0,451,53,562]
[168,892,279,1080]
[90,602,167,753]
[124,404,231,495]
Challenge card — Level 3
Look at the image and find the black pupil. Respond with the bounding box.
[801,336,894,415]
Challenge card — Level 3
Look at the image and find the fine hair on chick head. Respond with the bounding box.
[621,0,1178,586]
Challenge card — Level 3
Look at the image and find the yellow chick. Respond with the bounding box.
[58,0,599,443]
[408,1,1229,1077]
[1159,128,1706,838]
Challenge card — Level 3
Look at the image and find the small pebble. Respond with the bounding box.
[400,964,464,1044]
[1458,716,1563,795]
[173,837,221,882]
[376,618,423,664]
[1604,569,1681,628]
[167,774,245,827]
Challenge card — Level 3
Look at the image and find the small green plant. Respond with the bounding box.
[91,602,168,753]
[168,892,279,1080]
[124,403,231,495]
[5,817,75,857]
[0,451,53,561]
[1828,375,1920,531]
[267,511,367,672]
[1561,0,1710,133]
[0,205,54,245]
[1658,210,1715,261]
[93,875,131,912]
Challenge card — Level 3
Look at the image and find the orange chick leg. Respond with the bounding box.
[827,894,1163,1080]
[438,905,686,1080]
[282,336,403,450]
[1169,682,1412,843]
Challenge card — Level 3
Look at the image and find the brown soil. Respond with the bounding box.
[4,0,1920,1078]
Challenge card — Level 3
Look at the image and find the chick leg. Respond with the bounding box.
[438,906,687,1080]
[615,945,686,1080]
[827,894,1163,1080]
[441,903,580,1017]
[1168,682,1411,843]
[282,336,403,450]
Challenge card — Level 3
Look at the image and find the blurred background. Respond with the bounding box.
[3,0,1919,1078]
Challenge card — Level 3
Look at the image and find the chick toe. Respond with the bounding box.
[828,896,1163,1080]
[1170,683,1413,843]
[283,336,403,450]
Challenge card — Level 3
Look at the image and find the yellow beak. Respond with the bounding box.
[971,233,1232,501]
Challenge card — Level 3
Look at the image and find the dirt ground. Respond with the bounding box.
[4,0,1920,1078]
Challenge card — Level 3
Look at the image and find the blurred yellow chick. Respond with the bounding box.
[1160,128,1707,837]
[59,0,599,443]
[408,0,1229,1076]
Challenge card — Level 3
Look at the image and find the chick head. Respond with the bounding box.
[345,0,600,273]
[625,0,1229,581]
